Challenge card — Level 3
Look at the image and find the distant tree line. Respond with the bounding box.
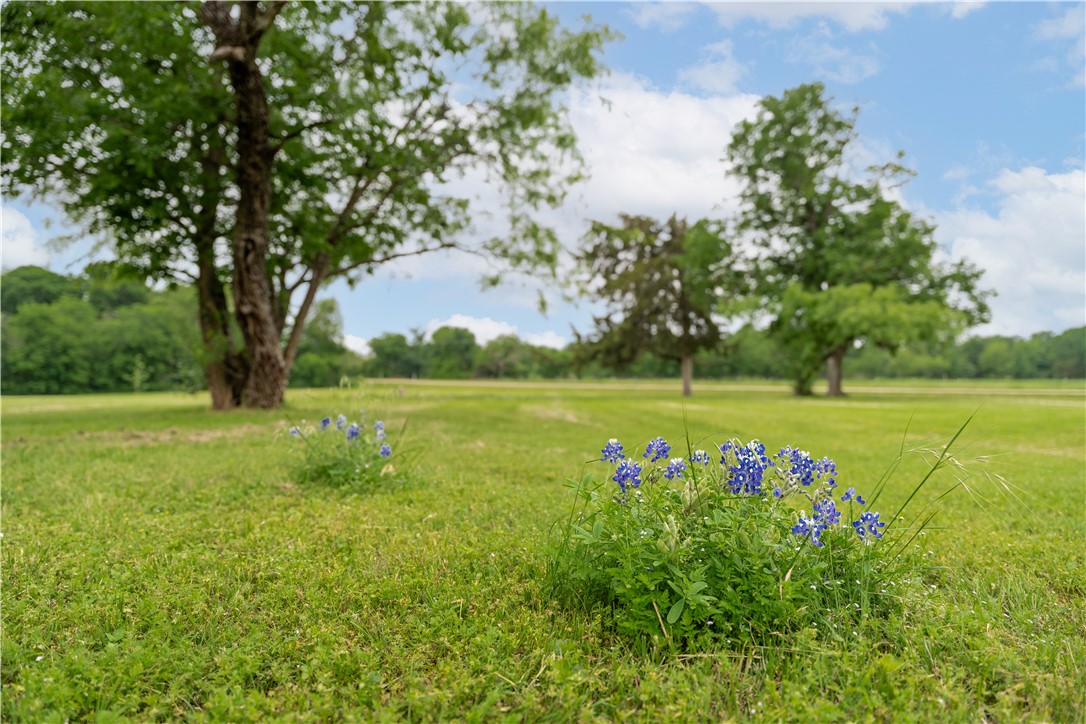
[2,267,1081,396]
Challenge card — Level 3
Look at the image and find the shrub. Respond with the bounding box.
[287,413,401,491]
[549,430,961,648]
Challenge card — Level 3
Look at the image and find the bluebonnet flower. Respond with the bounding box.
[816,457,839,488]
[778,446,816,487]
[379,444,392,458]
[643,437,671,463]
[664,457,687,480]
[375,420,387,441]
[336,414,348,430]
[612,460,643,493]
[792,515,825,548]
[601,438,625,463]
[346,423,360,441]
[772,487,783,498]
[718,440,734,461]
[690,449,711,466]
[841,487,867,505]
[853,511,885,539]
[722,440,772,496]
[289,427,300,437]
[320,416,332,431]
[812,498,842,527]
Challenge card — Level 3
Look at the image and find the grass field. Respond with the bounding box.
[3,379,1084,721]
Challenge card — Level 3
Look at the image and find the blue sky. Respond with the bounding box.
[3,1,1084,354]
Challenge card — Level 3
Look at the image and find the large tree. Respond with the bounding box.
[2,1,610,408]
[574,215,732,397]
[725,83,991,396]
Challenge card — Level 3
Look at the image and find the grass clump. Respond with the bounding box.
[550,431,953,648]
[287,412,401,491]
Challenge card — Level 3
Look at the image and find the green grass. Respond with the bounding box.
[3,380,1084,721]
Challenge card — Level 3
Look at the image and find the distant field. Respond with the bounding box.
[3,380,1084,720]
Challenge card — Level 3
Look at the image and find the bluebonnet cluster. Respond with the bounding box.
[612,460,643,493]
[777,446,838,489]
[601,438,625,463]
[292,413,393,459]
[841,487,866,504]
[719,440,773,496]
[597,435,887,547]
[664,457,687,480]
[853,511,885,539]
[643,437,672,463]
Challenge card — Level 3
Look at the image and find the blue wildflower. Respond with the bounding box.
[722,439,772,495]
[379,444,392,458]
[816,457,839,488]
[320,416,332,431]
[664,457,687,480]
[853,511,885,539]
[841,487,867,505]
[346,423,360,441]
[374,420,385,432]
[643,437,671,463]
[289,427,300,437]
[772,487,783,498]
[813,498,842,527]
[718,440,734,462]
[336,414,347,430]
[601,438,625,463]
[792,515,825,548]
[612,460,643,493]
[690,449,711,466]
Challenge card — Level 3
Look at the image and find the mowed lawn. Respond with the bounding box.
[2,380,1084,721]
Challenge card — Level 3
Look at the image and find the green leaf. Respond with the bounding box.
[666,599,685,625]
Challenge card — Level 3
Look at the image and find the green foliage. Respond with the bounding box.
[287,299,366,389]
[550,438,908,647]
[287,415,400,492]
[574,214,734,394]
[2,383,1084,720]
[425,327,480,380]
[0,268,204,394]
[0,265,78,313]
[2,1,613,407]
[725,83,992,395]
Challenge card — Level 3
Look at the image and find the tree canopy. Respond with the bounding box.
[2,0,611,408]
[725,82,991,396]
[574,214,733,396]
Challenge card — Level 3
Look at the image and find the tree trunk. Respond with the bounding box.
[681,354,693,397]
[204,1,289,408]
[826,344,848,397]
[195,129,247,410]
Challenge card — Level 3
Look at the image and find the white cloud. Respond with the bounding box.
[522,330,567,350]
[937,167,1086,337]
[677,40,748,94]
[708,2,916,32]
[565,72,760,225]
[1034,5,1086,87]
[422,313,566,348]
[948,2,986,20]
[628,2,701,33]
[1,207,51,269]
[425,313,516,343]
[787,23,882,84]
[343,334,371,356]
